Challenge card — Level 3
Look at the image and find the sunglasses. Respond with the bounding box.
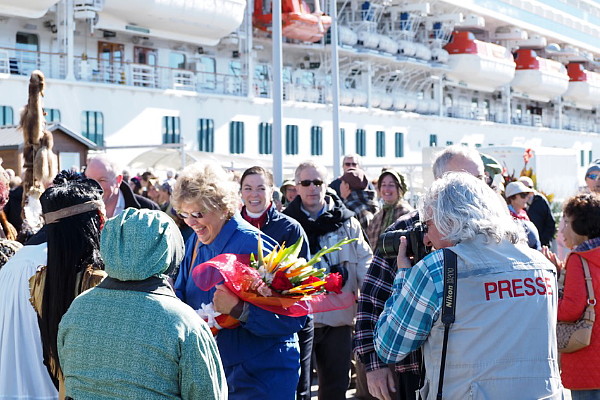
[344,162,358,167]
[298,179,324,187]
[586,173,600,181]
[176,210,204,219]
[518,193,530,199]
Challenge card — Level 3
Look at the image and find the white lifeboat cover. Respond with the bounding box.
[98,0,246,46]
[563,70,600,107]
[0,0,58,18]
[511,57,569,101]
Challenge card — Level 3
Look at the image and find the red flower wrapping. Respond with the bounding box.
[324,272,343,294]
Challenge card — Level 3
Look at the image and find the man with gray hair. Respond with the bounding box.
[375,172,563,399]
[354,145,485,400]
[84,155,159,217]
[330,153,375,197]
[283,160,373,400]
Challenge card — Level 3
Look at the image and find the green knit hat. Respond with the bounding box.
[100,208,184,281]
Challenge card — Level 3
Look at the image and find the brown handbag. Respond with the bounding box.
[556,256,596,353]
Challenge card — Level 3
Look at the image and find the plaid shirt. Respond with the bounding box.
[374,249,444,363]
[354,211,422,373]
[343,190,380,233]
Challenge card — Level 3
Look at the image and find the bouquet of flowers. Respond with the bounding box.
[193,236,356,335]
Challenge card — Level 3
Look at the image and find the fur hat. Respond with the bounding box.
[341,168,368,191]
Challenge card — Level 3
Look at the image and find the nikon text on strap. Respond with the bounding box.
[437,248,457,400]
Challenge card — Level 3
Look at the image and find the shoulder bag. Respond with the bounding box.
[556,256,596,353]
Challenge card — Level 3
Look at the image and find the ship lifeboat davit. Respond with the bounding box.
[0,0,59,18]
[254,0,332,43]
[444,31,515,91]
[563,63,600,109]
[98,0,246,46]
[511,49,569,101]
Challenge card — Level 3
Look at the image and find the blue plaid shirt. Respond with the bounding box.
[374,249,445,363]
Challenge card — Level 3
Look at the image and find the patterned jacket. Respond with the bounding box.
[343,189,380,233]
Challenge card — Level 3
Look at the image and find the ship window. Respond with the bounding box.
[259,122,272,155]
[310,126,323,156]
[229,61,242,77]
[134,47,157,66]
[282,67,292,84]
[395,132,404,158]
[198,57,217,90]
[340,128,346,154]
[170,53,186,69]
[446,141,453,146]
[356,129,366,156]
[198,118,214,152]
[16,32,39,76]
[471,98,478,119]
[230,121,245,154]
[429,134,438,147]
[0,106,13,126]
[581,150,585,167]
[81,111,104,146]
[590,150,593,164]
[44,108,61,123]
[286,125,299,155]
[300,72,315,87]
[376,131,385,157]
[255,65,270,97]
[162,116,180,144]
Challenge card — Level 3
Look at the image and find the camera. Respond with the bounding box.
[376,222,430,263]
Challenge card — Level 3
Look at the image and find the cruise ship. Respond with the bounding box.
[1,0,600,197]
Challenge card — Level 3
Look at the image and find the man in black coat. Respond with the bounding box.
[518,176,556,247]
[85,155,159,218]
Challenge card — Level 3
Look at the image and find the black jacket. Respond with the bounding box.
[527,193,556,247]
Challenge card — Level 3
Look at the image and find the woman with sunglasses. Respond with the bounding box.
[172,162,307,400]
[239,166,314,400]
[505,181,542,250]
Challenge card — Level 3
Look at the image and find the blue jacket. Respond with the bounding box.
[174,213,306,398]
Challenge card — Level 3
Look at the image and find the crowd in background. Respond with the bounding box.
[0,147,599,399]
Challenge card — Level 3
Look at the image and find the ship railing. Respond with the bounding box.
[72,55,247,96]
[0,46,67,79]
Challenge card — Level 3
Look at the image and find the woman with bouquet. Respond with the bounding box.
[239,166,313,400]
[172,162,306,400]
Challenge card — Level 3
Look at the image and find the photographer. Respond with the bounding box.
[353,146,485,400]
[374,172,564,400]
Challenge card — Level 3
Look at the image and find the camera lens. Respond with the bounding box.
[376,223,430,262]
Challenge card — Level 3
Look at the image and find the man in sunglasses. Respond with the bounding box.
[283,160,373,400]
[329,154,375,198]
[585,160,600,194]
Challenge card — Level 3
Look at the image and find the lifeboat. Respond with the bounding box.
[97,0,246,46]
[0,0,59,18]
[510,50,569,101]
[254,0,332,43]
[444,31,515,91]
[563,63,600,109]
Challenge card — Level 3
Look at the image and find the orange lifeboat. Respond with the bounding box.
[254,0,332,43]
[511,49,569,101]
[562,63,600,109]
[443,31,515,91]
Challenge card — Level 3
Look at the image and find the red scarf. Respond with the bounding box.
[241,205,270,229]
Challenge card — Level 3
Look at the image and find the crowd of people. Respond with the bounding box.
[0,147,599,399]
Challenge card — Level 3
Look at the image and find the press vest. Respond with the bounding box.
[420,236,564,400]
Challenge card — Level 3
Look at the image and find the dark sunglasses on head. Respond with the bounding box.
[586,173,600,181]
[176,210,204,219]
[344,162,358,167]
[299,179,324,187]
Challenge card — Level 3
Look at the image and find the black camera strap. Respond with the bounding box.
[437,248,457,400]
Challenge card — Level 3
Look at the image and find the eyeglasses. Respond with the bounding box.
[298,179,324,187]
[344,162,358,167]
[176,210,204,219]
[586,173,600,181]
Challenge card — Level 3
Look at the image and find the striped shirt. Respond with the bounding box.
[374,250,445,364]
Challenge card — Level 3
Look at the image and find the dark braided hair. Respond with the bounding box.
[37,170,104,387]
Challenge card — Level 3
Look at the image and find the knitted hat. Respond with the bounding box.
[100,208,184,281]
[341,168,368,191]
[505,181,533,199]
[378,168,407,195]
[586,159,600,175]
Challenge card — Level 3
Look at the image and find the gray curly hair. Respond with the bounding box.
[171,162,240,218]
[419,172,523,245]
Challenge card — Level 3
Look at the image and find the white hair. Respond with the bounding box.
[419,172,522,244]
[86,154,122,179]
[432,145,484,179]
[294,160,329,183]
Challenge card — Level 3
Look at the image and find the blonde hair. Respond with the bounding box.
[171,162,239,217]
